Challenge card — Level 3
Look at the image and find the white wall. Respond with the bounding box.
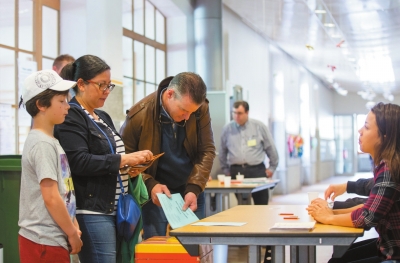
[333,92,399,115]
[223,8,271,125]
[221,5,336,194]
[60,0,125,127]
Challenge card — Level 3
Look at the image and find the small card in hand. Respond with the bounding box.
[120,152,165,173]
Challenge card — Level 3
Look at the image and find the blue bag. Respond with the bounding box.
[116,174,141,242]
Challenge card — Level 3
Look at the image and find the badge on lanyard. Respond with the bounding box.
[247,139,256,147]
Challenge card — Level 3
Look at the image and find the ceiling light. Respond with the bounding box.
[331,34,342,38]
[383,93,394,101]
[324,23,335,28]
[357,90,376,101]
[347,57,356,62]
[315,10,326,14]
[365,101,376,110]
[358,55,395,83]
[336,88,348,96]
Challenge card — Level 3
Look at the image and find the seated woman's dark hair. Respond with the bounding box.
[371,102,400,182]
[60,55,110,94]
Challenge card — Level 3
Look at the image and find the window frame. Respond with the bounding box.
[0,0,60,154]
[122,0,166,104]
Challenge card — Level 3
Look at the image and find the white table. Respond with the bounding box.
[204,179,280,216]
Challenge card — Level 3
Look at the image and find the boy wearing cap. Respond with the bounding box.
[18,69,83,262]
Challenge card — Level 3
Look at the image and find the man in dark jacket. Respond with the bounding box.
[120,72,216,239]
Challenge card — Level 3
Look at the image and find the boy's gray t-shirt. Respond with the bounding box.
[18,130,76,249]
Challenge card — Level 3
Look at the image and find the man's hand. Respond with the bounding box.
[324,183,347,201]
[182,192,197,212]
[265,169,273,178]
[151,184,171,207]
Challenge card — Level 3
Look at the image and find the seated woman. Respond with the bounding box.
[55,54,153,263]
[307,102,400,263]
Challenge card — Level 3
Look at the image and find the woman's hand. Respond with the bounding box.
[306,201,334,224]
[127,168,141,178]
[324,183,347,201]
[120,150,153,168]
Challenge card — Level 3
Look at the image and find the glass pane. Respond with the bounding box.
[19,0,33,51]
[42,6,58,58]
[145,82,155,96]
[0,0,15,47]
[155,10,165,44]
[145,1,154,39]
[145,45,155,83]
[0,48,16,104]
[123,36,133,78]
[0,103,16,154]
[334,115,354,174]
[155,49,165,84]
[133,40,144,80]
[18,52,33,61]
[122,0,132,30]
[134,79,144,103]
[42,57,54,70]
[133,0,144,35]
[123,77,133,115]
[0,48,17,153]
[17,53,37,154]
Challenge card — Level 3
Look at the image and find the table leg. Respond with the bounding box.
[290,246,316,263]
[237,193,243,205]
[205,193,212,217]
[248,245,260,263]
[272,246,285,263]
[216,193,223,212]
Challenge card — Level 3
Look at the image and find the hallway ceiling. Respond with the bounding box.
[223,0,400,97]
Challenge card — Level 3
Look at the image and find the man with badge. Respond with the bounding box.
[219,100,279,205]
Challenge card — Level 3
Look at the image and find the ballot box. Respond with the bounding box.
[135,236,213,263]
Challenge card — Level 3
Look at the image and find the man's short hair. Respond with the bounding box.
[52,54,75,70]
[233,100,249,112]
[168,72,207,105]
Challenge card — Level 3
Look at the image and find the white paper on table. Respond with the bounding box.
[191,222,247,226]
[156,193,199,229]
[241,177,269,183]
[270,222,315,230]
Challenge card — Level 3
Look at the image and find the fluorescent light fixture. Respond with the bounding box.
[315,10,326,14]
[365,101,376,110]
[358,55,395,83]
[331,34,342,38]
[348,57,356,62]
[324,23,335,28]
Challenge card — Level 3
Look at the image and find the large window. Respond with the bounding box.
[0,0,60,154]
[122,0,166,113]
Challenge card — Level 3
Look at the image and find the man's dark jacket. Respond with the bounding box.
[120,76,216,197]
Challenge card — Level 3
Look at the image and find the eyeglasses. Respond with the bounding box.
[158,115,186,127]
[232,111,245,115]
[85,80,115,92]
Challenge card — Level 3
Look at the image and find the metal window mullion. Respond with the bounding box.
[131,0,134,33]
[14,0,19,154]
[163,14,166,81]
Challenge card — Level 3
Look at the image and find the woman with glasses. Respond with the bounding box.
[54,55,153,263]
